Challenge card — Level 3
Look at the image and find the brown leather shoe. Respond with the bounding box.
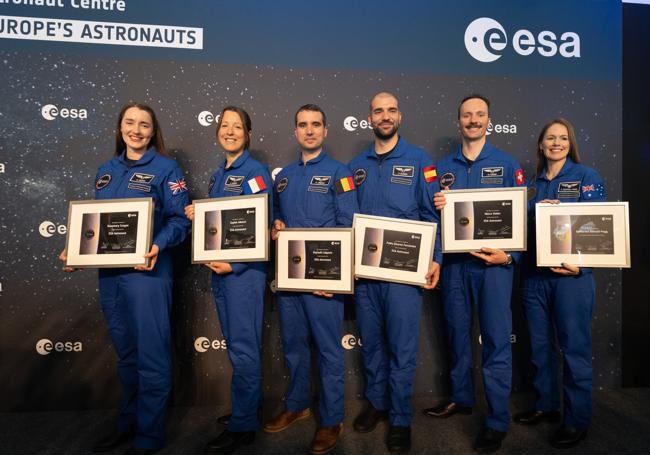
[263,408,311,433]
[310,423,343,455]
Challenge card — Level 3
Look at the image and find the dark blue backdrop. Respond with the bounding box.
[0,0,622,411]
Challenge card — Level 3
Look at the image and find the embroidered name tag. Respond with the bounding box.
[128,183,151,192]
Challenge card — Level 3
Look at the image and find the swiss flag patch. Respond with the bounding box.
[515,169,525,186]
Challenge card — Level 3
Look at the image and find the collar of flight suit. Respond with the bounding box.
[536,156,577,182]
[364,136,407,161]
[298,149,328,166]
[116,146,158,167]
[452,140,498,165]
[221,149,252,171]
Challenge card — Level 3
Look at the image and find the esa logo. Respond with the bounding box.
[35,338,83,355]
[41,104,88,121]
[464,17,580,63]
[341,334,362,350]
[194,336,228,352]
[343,116,373,132]
[197,111,221,127]
[39,220,67,238]
[486,121,517,135]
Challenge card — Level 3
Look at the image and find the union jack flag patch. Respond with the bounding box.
[168,179,188,195]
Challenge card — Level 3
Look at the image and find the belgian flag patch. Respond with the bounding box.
[423,165,437,182]
[335,176,355,194]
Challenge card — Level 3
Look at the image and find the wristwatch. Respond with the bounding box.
[504,254,513,266]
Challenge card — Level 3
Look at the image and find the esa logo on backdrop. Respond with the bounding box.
[464,17,580,63]
[41,104,88,121]
[39,220,67,238]
[343,116,373,132]
[486,121,517,135]
[35,338,83,355]
[197,111,221,127]
[194,336,228,352]
[341,334,362,350]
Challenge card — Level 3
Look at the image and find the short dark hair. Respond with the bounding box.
[114,102,166,156]
[458,93,491,119]
[535,118,581,178]
[294,104,327,126]
[217,106,252,151]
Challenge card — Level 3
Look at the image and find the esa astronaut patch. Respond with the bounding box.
[96,174,111,190]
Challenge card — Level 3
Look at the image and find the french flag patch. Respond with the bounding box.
[247,175,267,193]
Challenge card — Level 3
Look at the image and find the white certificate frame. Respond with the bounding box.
[64,197,154,268]
[276,228,354,294]
[535,201,631,268]
[353,214,437,286]
[192,193,269,263]
[441,187,527,253]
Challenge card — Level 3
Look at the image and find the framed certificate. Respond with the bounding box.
[353,214,437,286]
[441,187,527,253]
[535,201,631,268]
[192,193,269,263]
[64,198,154,268]
[276,228,354,294]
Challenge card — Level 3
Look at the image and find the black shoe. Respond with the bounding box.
[422,401,472,418]
[216,413,231,426]
[205,429,255,454]
[386,426,411,453]
[513,410,561,425]
[550,426,587,449]
[473,427,506,453]
[121,446,157,455]
[92,429,135,452]
[353,403,388,433]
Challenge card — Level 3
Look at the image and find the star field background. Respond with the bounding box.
[0,50,621,411]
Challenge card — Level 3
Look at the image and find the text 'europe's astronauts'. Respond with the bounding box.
[0,0,127,12]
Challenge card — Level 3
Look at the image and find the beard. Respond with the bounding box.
[372,120,399,141]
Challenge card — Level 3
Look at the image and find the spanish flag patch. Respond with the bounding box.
[423,165,437,182]
[335,176,355,194]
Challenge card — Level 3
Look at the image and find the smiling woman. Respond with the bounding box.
[59,102,191,454]
[183,105,273,454]
[516,117,606,449]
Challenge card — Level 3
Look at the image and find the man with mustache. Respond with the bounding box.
[348,92,442,453]
[423,94,525,453]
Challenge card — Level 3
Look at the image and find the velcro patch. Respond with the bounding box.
[310,176,331,186]
[393,165,414,178]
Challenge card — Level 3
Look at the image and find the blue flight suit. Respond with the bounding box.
[348,137,442,426]
[434,141,525,432]
[273,151,358,426]
[95,147,190,450]
[521,157,606,429]
[207,150,273,432]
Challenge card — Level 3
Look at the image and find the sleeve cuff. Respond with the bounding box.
[230,262,247,275]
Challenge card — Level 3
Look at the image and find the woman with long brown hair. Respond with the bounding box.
[61,102,190,454]
[514,118,606,449]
